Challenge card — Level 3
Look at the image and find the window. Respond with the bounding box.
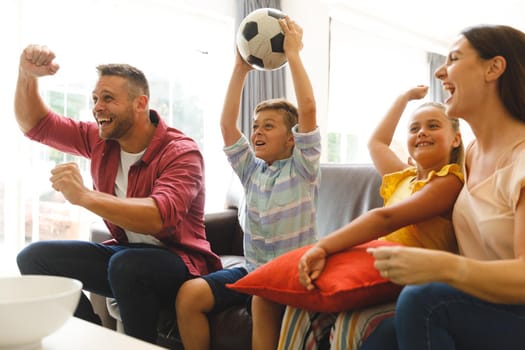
[0,0,234,268]
[327,18,430,164]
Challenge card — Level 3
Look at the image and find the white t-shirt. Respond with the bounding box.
[116,149,163,246]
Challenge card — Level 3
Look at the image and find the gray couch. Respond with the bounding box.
[90,163,383,349]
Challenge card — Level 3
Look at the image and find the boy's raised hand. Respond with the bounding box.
[235,47,254,72]
[279,16,303,57]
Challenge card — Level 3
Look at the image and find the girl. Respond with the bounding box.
[279,85,464,350]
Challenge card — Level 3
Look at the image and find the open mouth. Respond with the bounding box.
[96,117,113,127]
[443,83,455,103]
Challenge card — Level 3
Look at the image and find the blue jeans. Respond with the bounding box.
[16,240,189,344]
[361,283,525,350]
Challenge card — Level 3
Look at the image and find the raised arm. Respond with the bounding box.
[220,51,253,147]
[279,16,316,133]
[299,172,463,290]
[15,45,60,133]
[368,85,428,175]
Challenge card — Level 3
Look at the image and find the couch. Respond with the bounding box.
[89,163,383,349]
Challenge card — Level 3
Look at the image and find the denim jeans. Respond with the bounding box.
[361,283,525,350]
[16,240,189,344]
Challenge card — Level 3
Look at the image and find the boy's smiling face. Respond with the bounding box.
[251,110,295,165]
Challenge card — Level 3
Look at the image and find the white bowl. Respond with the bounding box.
[0,275,82,349]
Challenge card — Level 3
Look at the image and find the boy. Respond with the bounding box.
[175,16,320,350]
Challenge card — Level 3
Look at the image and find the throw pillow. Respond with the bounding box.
[227,240,403,312]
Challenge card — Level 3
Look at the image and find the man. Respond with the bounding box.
[15,44,222,344]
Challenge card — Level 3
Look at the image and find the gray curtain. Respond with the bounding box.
[427,52,446,103]
[236,0,286,136]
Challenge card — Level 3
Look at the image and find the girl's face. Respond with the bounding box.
[251,109,294,164]
[407,106,461,169]
[434,36,489,120]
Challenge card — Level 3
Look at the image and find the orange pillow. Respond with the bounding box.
[227,240,403,312]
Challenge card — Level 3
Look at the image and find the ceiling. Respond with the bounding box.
[326,0,525,53]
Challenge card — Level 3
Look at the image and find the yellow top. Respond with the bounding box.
[379,163,464,253]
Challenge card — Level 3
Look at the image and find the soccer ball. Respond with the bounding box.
[236,8,288,71]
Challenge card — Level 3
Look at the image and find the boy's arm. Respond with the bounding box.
[280,17,316,133]
[367,85,428,175]
[220,52,253,147]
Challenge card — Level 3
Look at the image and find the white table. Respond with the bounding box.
[41,317,166,349]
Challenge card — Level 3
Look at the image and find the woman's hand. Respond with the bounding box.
[367,245,453,285]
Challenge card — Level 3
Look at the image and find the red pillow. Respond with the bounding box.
[227,240,403,312]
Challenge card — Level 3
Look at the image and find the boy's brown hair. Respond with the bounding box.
[254,98,298,131]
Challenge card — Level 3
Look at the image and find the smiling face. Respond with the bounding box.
[92,75,136,140]
[407,105,462,169]
[434,36,489,121]
[250,109,295,164]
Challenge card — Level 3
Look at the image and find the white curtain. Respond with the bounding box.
[428,52,446,103]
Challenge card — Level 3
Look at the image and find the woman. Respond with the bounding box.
[366,24,525,349]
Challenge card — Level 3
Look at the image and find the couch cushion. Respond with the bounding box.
[227,240,402,312]
[318,164,383,237]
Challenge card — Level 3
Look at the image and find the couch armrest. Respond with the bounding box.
[89,220,111,243]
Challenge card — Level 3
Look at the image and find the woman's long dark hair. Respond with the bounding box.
[461,25,525,122]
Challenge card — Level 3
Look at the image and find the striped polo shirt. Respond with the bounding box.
[224,126,321,271]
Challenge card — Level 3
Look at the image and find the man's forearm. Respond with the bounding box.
[14,71,49,133]
[80,191,163,235]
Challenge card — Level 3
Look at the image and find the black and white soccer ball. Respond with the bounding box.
[236,8,288,71]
